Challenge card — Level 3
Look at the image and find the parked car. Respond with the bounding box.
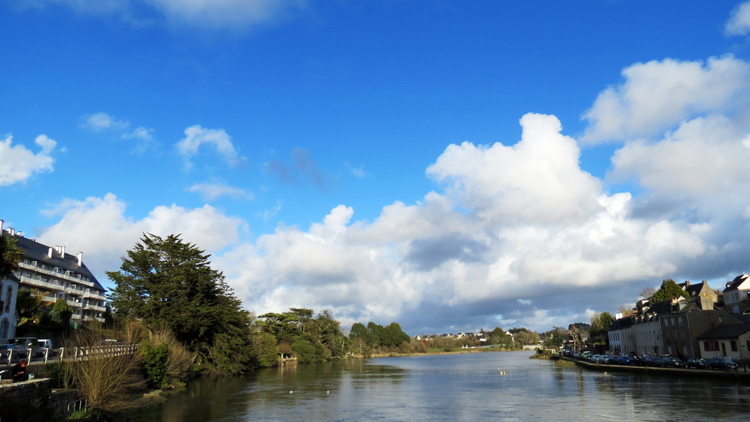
[642,355,663,367]
[4,337,39,358]
[37,339,55,357]
[660,357,687,368]
[686,358,710,370]
[615,355,634,365]
[708,357,738,371]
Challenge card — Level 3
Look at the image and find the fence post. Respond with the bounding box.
[59,347,64,362]
[44,348,49,364]
[74,347,79,361]
[6,350,12,367]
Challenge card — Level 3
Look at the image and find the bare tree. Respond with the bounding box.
[640,286,657,299]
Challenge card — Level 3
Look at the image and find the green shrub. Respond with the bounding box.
[141,342,170,388]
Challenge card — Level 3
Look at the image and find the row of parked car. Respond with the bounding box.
[562,350,740,371]
[1,337,54,359]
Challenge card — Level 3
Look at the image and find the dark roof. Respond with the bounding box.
[724,274,749,292]
[697,323,750,340]
[2,232,105,292]
[1,273,20,283]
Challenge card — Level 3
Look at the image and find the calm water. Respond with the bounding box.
[128,351,750,421]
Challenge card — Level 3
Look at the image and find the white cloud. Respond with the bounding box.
[582,56,750,143]
[176,125,243,169]
[39,193,244,274]
[144,0,306,29]
[187,182,254,201]
[82,112,154,153]
[726,1,750,36]
[0,134,56,187]
[610,115,750,195]
[427,113,602,224]
[256,201,282,221]
[82,112,129,132]
[12,0,307,29]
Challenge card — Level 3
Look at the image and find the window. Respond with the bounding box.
[4,286,11,313]
[731,341,738,352]
[719,316,724,323]
[704,341,720,352]
[666,319,670,327]
[679,318,684,326]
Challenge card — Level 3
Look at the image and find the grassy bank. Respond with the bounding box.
[350,346,521,359]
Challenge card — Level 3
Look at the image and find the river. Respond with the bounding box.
[128,351,750,421]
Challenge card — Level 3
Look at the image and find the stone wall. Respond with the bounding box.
[0,378,80,421]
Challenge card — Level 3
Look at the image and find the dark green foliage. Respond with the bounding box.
[16,289,45,319]
[259,308,347,363]
[52,298,73,325]
[651,279,690,303]
[543,327,564,349]
[256,332,280,367]
[488,327,512,346]
[349,321,410,350]
[0,235,23,278]
[291,339,321,363]
[141,342,170,388]
[107,233,253,374]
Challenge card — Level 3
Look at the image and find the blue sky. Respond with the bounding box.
[3,0,750,334]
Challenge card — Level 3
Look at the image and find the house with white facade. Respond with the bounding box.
[1,221,107,324]
[697,323,750,363]
[723,274,750,315]
[0,273,20,340]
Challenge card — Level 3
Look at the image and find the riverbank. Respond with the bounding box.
[350,346,520,359]
[557,355,750,381]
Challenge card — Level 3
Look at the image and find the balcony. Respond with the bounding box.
[83,303,106,312]
[18,275,64,293]
[18,261,95,287]
[83,290,107,301]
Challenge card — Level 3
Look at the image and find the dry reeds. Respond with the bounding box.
[63,330,146,412]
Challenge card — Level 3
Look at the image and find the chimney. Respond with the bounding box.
[17,231,22,237]
[60,246,65,257]
[77,252,83,266]
[0,220,3,232]
[48,247,53,258]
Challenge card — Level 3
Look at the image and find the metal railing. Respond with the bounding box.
[3,344,139,366]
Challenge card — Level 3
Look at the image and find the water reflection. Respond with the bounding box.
[129,352,750,421]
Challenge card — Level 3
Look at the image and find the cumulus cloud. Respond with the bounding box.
[37,106,750,333]
[726,1,750,36]
[38,193,244,273]
[187,181,254,201]
[11,0,307,30]
[210,114,731,333]
[0,134,56,187]
[427,114,601,224]
[610,115,750,195]
[176,125,244,169]
[582,56,750,143]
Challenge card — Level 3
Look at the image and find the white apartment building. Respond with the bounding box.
[1,221,107,324]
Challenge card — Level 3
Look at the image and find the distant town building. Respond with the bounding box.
[723,273,750,315]
[1,220,107,324]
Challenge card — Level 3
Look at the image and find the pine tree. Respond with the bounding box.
[107,233,253,374]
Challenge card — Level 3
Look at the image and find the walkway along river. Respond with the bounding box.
[126,351,750,422]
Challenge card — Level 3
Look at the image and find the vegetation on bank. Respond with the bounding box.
[3,233,550,420]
